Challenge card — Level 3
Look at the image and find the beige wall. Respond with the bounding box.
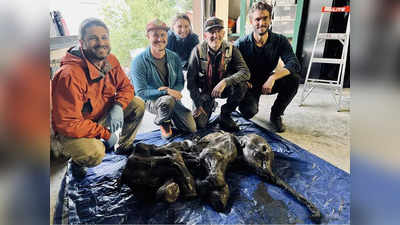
[192,0,202,38]
[192,0,252,40]
[215,0,251,39]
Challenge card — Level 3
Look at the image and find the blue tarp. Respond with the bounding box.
[53,113,350,224]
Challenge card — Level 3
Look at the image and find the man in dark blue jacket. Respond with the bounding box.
[235,1,300,132]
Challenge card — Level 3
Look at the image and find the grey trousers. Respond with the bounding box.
[146,95,197,133]
[51,97,145,167]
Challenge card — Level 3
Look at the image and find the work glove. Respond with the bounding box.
[106,104,124,132]
[104,132,120,149]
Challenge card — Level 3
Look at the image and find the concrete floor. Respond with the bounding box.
[50,84,350,224]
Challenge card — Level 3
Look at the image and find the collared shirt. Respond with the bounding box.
[207,47,223,90]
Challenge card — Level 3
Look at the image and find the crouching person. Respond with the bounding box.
[187,17,250,131]
[130,19,197,139]
[235,1,301,132]
[51,18,145,178]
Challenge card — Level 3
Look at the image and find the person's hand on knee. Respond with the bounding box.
[166,88,182,100]
[211,80,227,98]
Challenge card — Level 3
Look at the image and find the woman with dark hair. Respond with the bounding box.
[166,13,199,70]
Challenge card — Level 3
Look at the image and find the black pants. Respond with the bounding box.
[195,81,248,129]
[238,74,299,119]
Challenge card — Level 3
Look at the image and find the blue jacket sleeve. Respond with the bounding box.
[130,57,166,101]
[279,36,301,74]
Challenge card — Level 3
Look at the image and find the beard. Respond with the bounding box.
[152,41,166,51]
[84,45,111,61]
[208,38,223,51]
[255,26,269,36]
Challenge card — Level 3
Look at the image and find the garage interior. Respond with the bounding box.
[50,0,350,224]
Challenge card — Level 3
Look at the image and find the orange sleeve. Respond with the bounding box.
[52,68,111,140]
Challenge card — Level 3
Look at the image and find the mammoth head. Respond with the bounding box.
[238,134,274,171]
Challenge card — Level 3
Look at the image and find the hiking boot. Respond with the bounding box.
[70,161,87,179]
[219,114,239,132]
[160,121,173,139]
[270,115,285,133]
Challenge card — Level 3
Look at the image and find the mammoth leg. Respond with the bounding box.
[155,146,197,199]
[208,184,230,212]
[195,133,238,212]
[197,152,232,212]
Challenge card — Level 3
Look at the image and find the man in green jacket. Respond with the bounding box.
[187,17,250,131]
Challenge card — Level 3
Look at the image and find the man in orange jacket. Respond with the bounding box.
[51,18,145,178]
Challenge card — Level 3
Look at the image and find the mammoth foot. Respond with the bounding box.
[156,179,180,203]
[208,184,230,212]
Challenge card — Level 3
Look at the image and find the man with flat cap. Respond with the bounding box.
[187,17,250,131]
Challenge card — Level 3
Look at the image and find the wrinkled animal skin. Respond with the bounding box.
[192,132,238,211]
[118,143,197,203]
[119,132,322,223]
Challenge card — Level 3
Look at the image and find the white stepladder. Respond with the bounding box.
[299,6,350,112]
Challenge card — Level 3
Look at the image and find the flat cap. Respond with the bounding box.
[204,17,224,32]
